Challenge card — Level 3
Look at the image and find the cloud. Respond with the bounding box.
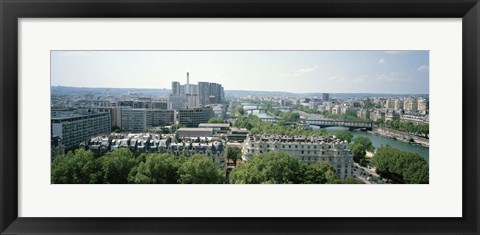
[327,76,345,82]
[352,75,369,83]
[417,65,429,71]
[281,66,317,78]
[377,73,413,82]
[377,58,386,64]
[293,66,317,77]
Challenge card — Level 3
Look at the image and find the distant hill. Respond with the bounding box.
[51,86,428,99]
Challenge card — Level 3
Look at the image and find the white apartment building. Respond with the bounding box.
[51,112,111,148]
[404,98,418,111]
[242,135,354,179]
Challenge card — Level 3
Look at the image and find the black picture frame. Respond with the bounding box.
[1,0,479,234]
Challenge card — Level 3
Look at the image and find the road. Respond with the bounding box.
[352,163,384,184]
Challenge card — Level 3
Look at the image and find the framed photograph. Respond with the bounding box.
[1,0,479,234]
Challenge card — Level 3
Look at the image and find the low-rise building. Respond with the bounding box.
[177,127,214,138]
[198,123,230,134]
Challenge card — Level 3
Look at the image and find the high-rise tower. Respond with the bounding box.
[186,72,190,95]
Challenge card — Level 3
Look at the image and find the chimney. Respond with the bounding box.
[186,72,190,95]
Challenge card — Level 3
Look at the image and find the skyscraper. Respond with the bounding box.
[172,81,180,95]
[322,93,330,101]
[169,73,225,109]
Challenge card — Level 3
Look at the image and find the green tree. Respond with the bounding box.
[337,177,364,184]
[129,153,180,184]
[299,162,337,184]
[350,143,366,163]
[112,125,121,133]
[334,130,353,143]
[371,145,428,184]
[280,112,300,122]
[230,151,302,184]
[98,148,136,184]
[170,124,182,133]
[51,149,102,184]
[364,101,375,109]
[351,137,375,152]
[208,118,227,123]
[236,105,245,116]
[225,146,242,166]
[178,155,224,184]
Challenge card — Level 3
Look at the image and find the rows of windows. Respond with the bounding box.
[250,143,348,150]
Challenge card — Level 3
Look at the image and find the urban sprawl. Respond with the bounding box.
[51,73,429,184]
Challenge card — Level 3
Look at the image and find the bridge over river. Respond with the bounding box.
[260,117,373,130]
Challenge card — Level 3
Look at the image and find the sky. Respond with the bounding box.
[51,50,429,94]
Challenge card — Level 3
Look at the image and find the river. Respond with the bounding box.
[324,127,429,162]
[243,105,275,119]
[244,105,429,162]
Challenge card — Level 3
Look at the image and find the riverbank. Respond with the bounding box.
[371,127,429,148]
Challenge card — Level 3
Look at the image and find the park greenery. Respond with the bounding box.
[383,120,429,138]
[323,110,370,122]
[52,148,363,184]
[349,137,375,165]
[289,104,323,115]
[333,130,353,143]
[225,146,242,166]
[229,151,361,184]
[235,115,327,136]
[208,118,228,124]
[52,148,224,184]
[371,145,429,184]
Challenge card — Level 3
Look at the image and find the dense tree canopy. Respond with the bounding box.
[351,137,375,152]
[100,148,136,184]
[350,144,366,163]
[128,153,180,184]
[51,149,102,184]
[371,145,429,184]
[230,151,302,184]
[349,137,375,164]
[229,151,343,184]
[177,154,224,184]
[52,149,224,184]
[208,118,228,123]
[225,146,242,166]
[334,130,353,143]
[235,115,327,136]
[384,120,429,138]
[236,105,245,116]
[299,162,337,184]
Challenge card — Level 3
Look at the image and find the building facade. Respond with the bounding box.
[242,135,354,179]
[121,109,147,132]
[51,112,111,148]
[178,107,214,127]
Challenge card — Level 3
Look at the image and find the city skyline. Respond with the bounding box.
[51,50,429,94]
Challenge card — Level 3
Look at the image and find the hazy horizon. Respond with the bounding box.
[51,85,428,95]
[51,50,429,94]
